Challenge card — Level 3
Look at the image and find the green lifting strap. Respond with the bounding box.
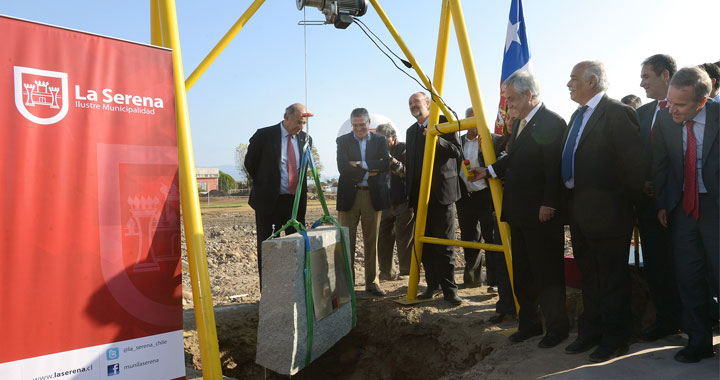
[266,141,357,367]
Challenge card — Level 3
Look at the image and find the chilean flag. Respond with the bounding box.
[494,0,532,134]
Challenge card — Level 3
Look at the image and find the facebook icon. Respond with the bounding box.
[107,363,120,376]
[106,348,119,360]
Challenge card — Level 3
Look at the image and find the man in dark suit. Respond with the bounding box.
[476,70,569,348]
[653,67,719,363]
[337,108,391,297]
[561,61,647,362]
[245,103,311,288]
[375,123,414,281]
[635,54,683,341]
[406,92,463,306]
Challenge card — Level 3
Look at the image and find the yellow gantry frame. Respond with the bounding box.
[369,0,517,308]
[150,0,514,378]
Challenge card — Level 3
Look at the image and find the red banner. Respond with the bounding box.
[0,16,184,380]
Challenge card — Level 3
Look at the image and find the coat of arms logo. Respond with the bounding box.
[14,66,69,125]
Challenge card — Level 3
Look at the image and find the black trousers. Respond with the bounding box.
[491,216,516,315]
[670,194,719,349]
[421,201,458,296]
[570,224,633,347]
[456,188,495,285]
[636,198,682,330]
[254,194,306,288]
[511,221,569,336]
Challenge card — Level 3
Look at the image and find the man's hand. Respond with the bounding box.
[539,206,555,222]
[469,167,488,181]
[643,181,654,197]
[368,172,378,177]
[657,209,668,227]
[349,161,362,168]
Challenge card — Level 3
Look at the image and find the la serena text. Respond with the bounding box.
[74,85,164,108]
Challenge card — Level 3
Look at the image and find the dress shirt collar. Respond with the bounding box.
[280,122,293,140]
[523,102,542,124]
[418,118,428,128]
[584,91,605,111]
[688,105,707,126]
[353,132,368,142]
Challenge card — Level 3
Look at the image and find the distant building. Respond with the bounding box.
[196,168,219,192]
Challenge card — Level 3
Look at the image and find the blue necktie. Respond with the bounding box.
[561,105,589,183]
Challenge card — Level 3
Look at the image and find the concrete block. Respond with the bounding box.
[256,226,353,376]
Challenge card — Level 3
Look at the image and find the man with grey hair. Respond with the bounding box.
[246,103,311,288]
[560,61,646,362]
[406,92,463,306]
[653,66,718,363]
[375,123,414,280]
[336,107,391,297]
[635,54,682,342]
[475,69,569,348]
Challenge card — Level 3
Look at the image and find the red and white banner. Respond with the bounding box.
[0,16,185,380]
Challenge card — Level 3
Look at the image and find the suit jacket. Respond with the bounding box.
[387,141,408,205]
[563,94,647,238]
[406,115,462,208]
[336,132,391,211]
[245,123,310,215]
[637,100,660,181]
[653,101,720,213]
[492,104,566,227]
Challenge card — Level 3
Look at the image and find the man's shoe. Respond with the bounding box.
[508,327,543,343]
[444,294,463,306]
[487,312,514,324]
[589,344,629,363]
[674,346,715,363]
[487,286,497,293]
[538,333,568,348]
[365,284,386,297]
[641,324,679,342]
[565,336,601,354]
[417,288,441,300]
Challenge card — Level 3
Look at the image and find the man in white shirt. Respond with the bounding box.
[559,61,646,362]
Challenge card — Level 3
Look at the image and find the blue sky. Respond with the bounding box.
[1,0,717,179]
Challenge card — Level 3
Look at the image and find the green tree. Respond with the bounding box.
[218,171,237,192]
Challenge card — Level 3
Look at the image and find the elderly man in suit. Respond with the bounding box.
[406,92,463,306]
[375,123,414,281]
[475,70,569,348]
[653,67,719,363]
[635,54,683,341]
[561,61,647,362]
[337,108,391,297]
[245,103,311,288]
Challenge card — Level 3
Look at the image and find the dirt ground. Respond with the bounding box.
[181,196,714,380]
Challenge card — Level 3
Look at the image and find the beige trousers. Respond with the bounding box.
[338,189,381,288]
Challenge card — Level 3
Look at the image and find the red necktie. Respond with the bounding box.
[650,100,668,143]
[287,135,297,195]
[682,120,699,220]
